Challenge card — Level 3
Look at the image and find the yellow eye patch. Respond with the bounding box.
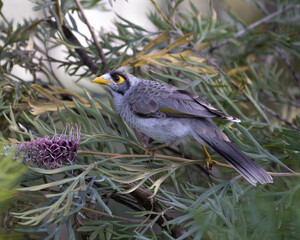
[116,75,125,84]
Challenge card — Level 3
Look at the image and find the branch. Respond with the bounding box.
[258,103,299,132]
[79,150,300,177]
[81,206,140,223]
[110,193,142,211]
[78,150,202,163]
[276,46,300,88]
[74,0,107,72]
[150,0,176,29]
[46,19,100,74]
[12,192,140,223]
[54,0,64,25]
[123,183,186,238]
[211,4,300,50]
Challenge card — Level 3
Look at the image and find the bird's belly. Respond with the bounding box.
[131,117,191,144]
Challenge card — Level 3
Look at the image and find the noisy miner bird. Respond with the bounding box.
[92,71,273,186]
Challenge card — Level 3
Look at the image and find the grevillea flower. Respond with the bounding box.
[16,124,80,168]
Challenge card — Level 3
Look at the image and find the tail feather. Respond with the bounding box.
[191,120,273,186]
[205,138,273,185]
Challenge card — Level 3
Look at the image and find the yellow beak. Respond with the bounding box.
[92,77,112,84]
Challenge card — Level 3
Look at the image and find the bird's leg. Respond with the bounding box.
[146,141,175,161]
[202,145,213,170]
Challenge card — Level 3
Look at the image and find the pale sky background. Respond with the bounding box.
[3,0,259,93]
[3,0,155,92]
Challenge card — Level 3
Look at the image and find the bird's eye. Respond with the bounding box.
[113,75,125,84]
[113,75,120,82]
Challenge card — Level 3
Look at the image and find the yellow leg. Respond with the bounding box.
[202,145,213,170]
[146,141,175,161]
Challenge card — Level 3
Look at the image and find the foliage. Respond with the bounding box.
[1,0,300,239]
[0,142,27,239]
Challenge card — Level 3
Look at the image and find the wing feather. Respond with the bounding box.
[126,80,240,122]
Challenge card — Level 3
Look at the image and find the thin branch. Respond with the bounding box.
[276,46,300,88]
[235,4,300,38]
[81,206,140,223]
[211,4,300,50]
[150,0,177,29]
[46,19,100,74]
[258,103,299,132]
[79,150,300,177]
[78,150,202,163]
[109,193,142,211]
[270,172,300,177]
[123,183,186,238]
[11,192,140,223]
[40,55,65,88]
[0,11,10,26]
[54,0,64,25]
[74,0,107,72]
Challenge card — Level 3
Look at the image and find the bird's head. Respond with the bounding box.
[92,71,139,95]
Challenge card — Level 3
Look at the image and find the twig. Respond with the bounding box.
[11,192,140,223]
[74,0,107,72]
[269,172,300,177]
[40,54,65,88]
[150,0,176,29]
[110,193,142,211]
[276,46,300,88]
[46,19,100,74]
[79,150,300,177]
[123,183,186,238]
[78,150,202,163]
[211,4,300,50]
[235,4,300,38]
[54,0,64,25]
[81,206,140,223]
[94,181,184,236]
[258,103,300,132]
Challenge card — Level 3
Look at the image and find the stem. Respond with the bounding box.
[150,0,176,29]
[258,103,299,132]
[78,150,202,163]
[212,4,300,50]
[276,46,300,88]
[46,19,100,74]
[10,192,140,223]
[269,172,300,177]
[81,206,140,223]
[54,0,64,25]
[123,183,186,238]
[74,0,107,72]
[79,150,300,177]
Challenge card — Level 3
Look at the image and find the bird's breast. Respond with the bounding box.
[121,109,191,144]
[112,90,191,144]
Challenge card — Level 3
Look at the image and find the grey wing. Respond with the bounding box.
[127,81,240,122]
[169,89,241,122]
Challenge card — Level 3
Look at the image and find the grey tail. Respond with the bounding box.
[192,120,273,186]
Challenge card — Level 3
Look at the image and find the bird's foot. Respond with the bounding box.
[146,141,175,161]
[202,145,213,170]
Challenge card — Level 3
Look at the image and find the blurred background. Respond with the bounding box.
[3,0,261,92]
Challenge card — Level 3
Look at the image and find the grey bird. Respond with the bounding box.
[92,70,273,186]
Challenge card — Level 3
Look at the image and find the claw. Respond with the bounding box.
[202,145,213,170]
[146,141,176,161]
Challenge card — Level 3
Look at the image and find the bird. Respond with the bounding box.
[92,70,273,186]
